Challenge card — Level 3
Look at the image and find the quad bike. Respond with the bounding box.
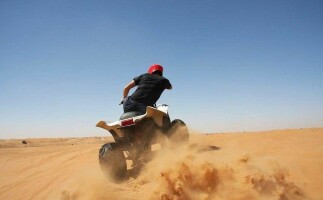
[96,104,189,182]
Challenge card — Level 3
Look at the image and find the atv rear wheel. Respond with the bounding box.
[167,119,189,144]
[99,142,127,182]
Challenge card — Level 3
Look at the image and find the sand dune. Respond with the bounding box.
[0,128,322,200]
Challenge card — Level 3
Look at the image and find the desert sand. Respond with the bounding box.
[0,128,322,200]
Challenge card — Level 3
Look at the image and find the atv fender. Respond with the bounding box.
[145,106,166,127]
[96,106,167,137]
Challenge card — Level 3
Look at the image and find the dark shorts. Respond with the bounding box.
[123,96,147,114]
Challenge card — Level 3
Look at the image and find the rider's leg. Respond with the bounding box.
[123,97,137,113]
[136,103,147,114]
[123,97,147,114]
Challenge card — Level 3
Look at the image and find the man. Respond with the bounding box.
[121,64,172,114]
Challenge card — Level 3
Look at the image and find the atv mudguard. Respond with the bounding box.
[96,106,167,138]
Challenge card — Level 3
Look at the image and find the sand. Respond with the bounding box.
[0,128,322,200]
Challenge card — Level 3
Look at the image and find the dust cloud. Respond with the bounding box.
[56,138,306,200]
[134,145,305,200]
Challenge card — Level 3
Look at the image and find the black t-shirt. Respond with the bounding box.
[130,73,171,106]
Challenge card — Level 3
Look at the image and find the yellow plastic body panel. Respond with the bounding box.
[96,106,167,137]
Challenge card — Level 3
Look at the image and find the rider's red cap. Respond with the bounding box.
[148,64,163,74]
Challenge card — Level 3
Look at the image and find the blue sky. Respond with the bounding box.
[1,0,322,138]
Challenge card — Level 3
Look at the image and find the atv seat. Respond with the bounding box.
[119,111,142,120]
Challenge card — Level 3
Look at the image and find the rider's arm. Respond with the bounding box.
[165,79,172,90]
[123,80,136,99]
[166,84,172,90]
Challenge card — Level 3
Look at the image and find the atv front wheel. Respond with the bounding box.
[99,142,127,182]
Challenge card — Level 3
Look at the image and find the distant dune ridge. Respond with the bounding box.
[0,128,322,200]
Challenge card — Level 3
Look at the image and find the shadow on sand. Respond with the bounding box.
[189,143,221,153]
